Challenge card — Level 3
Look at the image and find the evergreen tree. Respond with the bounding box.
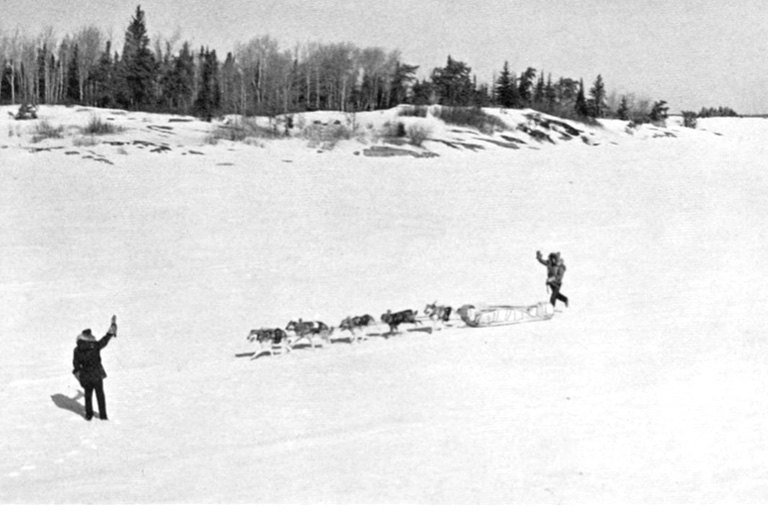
[617,95,629,120]
[533,72,545,107]
[431,56,473,106]
[289,56,304,112]
[220,51,242,115]
[473,78,491,107]
[154,40,174,111]
[37,44,48,104]
[194,47,220,121]
[0,72,6,103]
[411,79,434,105]
[120,5,157,109]
[66,43,81,103]
[171,41,196,113]
[544,74,556,109]
[575,79,589,117]
[588,74,606,118]
[389,61,419,106]
[517,67,536,106]
[494,61,516,108]
[88,40,115,107]
[555,77,579,106]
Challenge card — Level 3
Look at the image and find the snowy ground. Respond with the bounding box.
[1,105,767,503]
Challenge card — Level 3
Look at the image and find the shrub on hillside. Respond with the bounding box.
[649,100,669,125]
[82,116,125,135]
[301,120,351,150]
[406,123,432,146]
[397,105,429,117]
[681,111,698,129]
[541,103,602,127]
[212,117,286,142]
[433,106,507,134]
[380,121,407,139]
[31,120,64,142]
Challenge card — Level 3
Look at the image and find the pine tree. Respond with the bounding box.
[155,40,174,111]
[473,79,491,107]
[194,47,220,121]
[220,51,241,115]
[575,79,589,117]
[37,44,48,104]
[120,5,156,109]
[494,61,516,108]
[172,42,195,113]
[533,72,545,107]
[389,61,419,107]
[588,74,606,118]
[555,77,579,106]
[431,56,473,106]
[66,43,81,103]
[411,79,434,105]
[88,40,114,107]
[517,67,536,106]
[544,74,556,110]
[617,95,629,120]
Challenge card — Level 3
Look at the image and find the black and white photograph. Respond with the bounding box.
[1,0,767,504]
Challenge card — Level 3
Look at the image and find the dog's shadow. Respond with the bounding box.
[50,390,86,417]
[377,326,434,339]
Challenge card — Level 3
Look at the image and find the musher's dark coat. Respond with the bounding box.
[72,331,113,386]
[537,251,566,286]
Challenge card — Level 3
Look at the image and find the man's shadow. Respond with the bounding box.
[50,390,86,418]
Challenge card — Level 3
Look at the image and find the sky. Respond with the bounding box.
[1,0,767,114]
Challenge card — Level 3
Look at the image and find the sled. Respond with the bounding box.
[457,301,555,327]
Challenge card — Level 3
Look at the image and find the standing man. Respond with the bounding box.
[536,251,569,308]
[73,315,117,421]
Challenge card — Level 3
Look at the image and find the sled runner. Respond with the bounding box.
[457,301,555,327]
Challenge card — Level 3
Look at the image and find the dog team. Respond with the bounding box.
[246,302,453,358]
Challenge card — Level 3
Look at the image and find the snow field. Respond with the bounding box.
[1,107,768,502]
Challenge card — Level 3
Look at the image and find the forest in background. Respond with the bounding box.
[1,6,736,123]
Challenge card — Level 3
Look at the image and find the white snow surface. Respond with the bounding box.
[1,105,768,503]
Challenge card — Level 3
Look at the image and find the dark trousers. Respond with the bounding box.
[548,283,568,307]
[83,379,107,420]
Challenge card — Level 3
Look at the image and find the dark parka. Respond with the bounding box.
[537,251,566,286]
[72,330,114,386]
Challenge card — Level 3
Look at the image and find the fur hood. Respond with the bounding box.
[76,329,98,348]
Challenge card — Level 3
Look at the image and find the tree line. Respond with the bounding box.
[1,5,675,123]
[697,106,738,118]
[0,6,418,120]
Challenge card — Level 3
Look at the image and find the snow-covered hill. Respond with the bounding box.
[1,105,767,503]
